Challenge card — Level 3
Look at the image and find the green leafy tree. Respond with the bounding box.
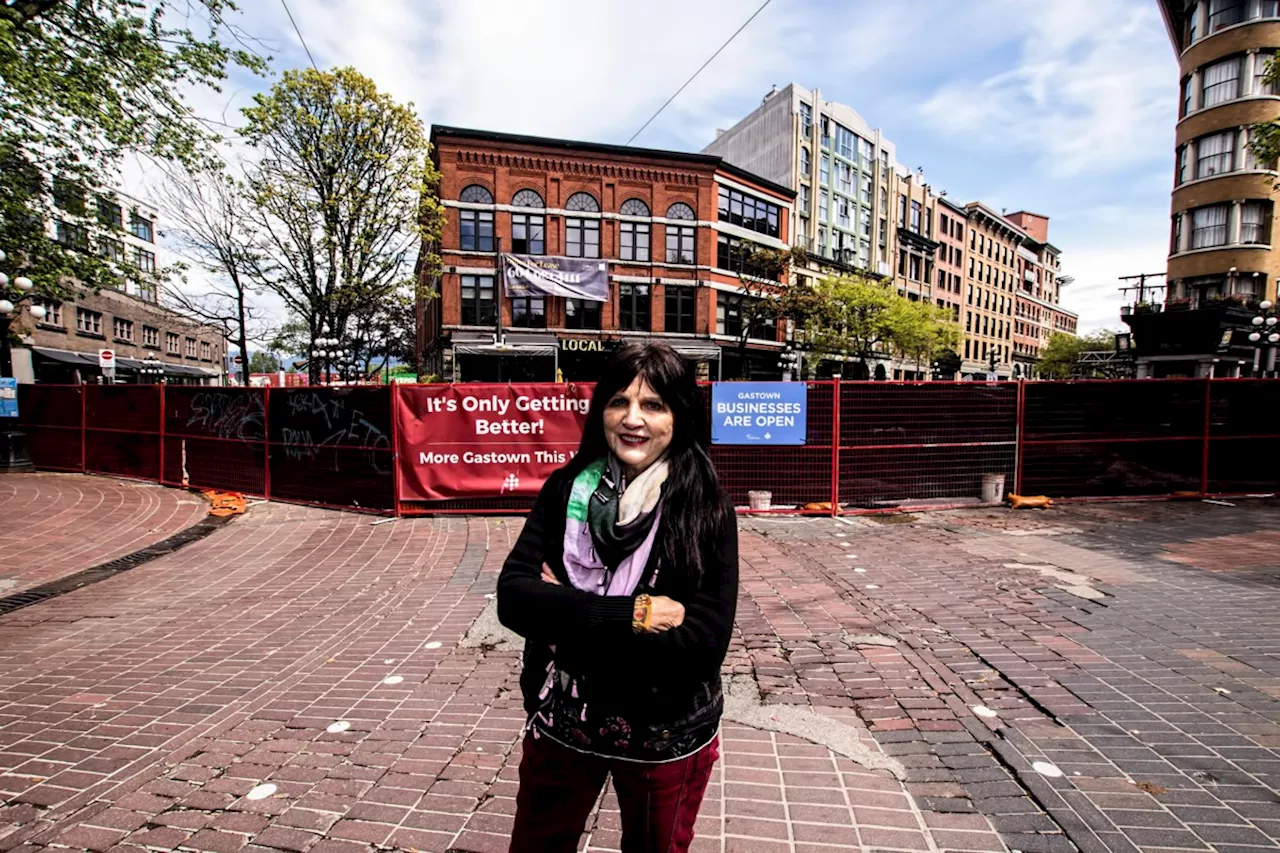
[248,350,281,373]
[0,1,265,313]
[776,274,958,378]
[1037,330,1119,379]
[239,67,444,383]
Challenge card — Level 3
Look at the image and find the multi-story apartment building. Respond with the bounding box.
[893,170,939,307]
[961,203,1023,378]
[10,188,226,384]
[419,126,794,382]
[702,84,899,282]
[1006,211,1076,374]
[935,197,968,324]
[1125,0,1280,377]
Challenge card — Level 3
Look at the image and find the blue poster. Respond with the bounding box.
[711,382,806,445]
[0,377,16,418]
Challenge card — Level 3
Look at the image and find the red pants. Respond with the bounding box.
[508,731,719,853]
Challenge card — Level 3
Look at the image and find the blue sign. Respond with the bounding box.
[0,377,16,418]
[711,382,806,445]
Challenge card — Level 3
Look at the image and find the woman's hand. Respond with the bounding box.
[540,564,561,585]
[646,595,685,633]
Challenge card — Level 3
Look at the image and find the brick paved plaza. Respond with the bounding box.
[1,475,1279,853]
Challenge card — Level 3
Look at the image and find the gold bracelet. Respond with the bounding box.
[632,594,652,633]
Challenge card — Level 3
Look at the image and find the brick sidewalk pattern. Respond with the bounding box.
[1,474,1278,853]
[0,474,208,597]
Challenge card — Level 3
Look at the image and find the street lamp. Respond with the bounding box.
[140,354,164,383]
[778,345,801,381]
[1247,299,1278,377]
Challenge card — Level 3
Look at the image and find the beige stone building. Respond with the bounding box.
[10,190,226,384]
[1125,0,1280,377]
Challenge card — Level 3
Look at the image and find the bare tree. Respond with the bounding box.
[238,67,443,384]
[156,165,268,386]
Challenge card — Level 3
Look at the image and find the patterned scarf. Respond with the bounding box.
[562,455,668,596]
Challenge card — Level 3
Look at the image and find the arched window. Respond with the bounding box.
[620,200,651,262]
[511,189,545,254]
[565,194,600,259]
[458,184,493,204]
[665,203,696,264]
[620,198,650,217]
[564,192,599,212]
[457,186,494,251]
[512,189,545,208]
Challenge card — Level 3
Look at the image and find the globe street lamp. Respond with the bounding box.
[1247,299,1278,377]
[0,249,35,471]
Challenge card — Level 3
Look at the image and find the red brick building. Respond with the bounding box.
[419,127,795,382]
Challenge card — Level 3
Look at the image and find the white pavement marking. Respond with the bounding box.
[246,783,277,800]
[1032,761,1063,778]
[382,675,404,685]
[425,641,443,650]
[326,721,351,733]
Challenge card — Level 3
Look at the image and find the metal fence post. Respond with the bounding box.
[80,384,86,473]
[830,378,841,517]
[263,386,272,501]
[158,382,166,484]
[1200,377,1212,497]
[391,382,402,517]
[1014,378,1026,496]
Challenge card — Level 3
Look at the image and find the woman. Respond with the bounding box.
[498,342,738,853]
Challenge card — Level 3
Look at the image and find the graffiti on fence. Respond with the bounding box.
[187,392,265,439]
[279,392,391,473]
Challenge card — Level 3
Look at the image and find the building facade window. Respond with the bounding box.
[55,220,89,251]
[458,185,495,251]
[1255,50,1277,95]
[836,124,854,160]
[619,199,651,262]
[1191,204,1229,248]
[76,308,102,335]
[837,196,850,228]
[799,101,812,137]
[1177,144,1189,184]
[717,292,743,337]
[200,341,212,361]
[819,190,829,224]
[129,213,154,242]
[664,286,696,334]
[909,254,921,281]
[618,284,650,331]
[565,298,601,330]
[112,317,134,341]
[836,161,852,194]
[511,189,545,255]
[819,153,830,186]
[97,198,123,229]
[1240,200,1270,243]
[143,325,159,348]
[185,337,198,358]
[1209,0,1246,31]
[800,146,810,176]
[718,187,780,237]
[460,275,496,326]
[166,331,180,353]
[910,201,922,233]
[799,184,811,212]
[1196,130,1234,177]
[133,247,156,273]
[665,202,696,264]
[565,191,601,258]
[511,296,546,328]
[98,237,125,264]
[37,301,62,327]
[1202,56,1242,107]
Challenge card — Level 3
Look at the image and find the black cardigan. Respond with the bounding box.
[497,466,739,748]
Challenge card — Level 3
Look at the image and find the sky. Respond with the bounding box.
[131,0,1180,338]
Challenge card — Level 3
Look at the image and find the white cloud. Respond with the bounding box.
[918,0,1176,178]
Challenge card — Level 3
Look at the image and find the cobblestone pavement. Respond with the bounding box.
[0,477,1277,853]
[0,474,209,596]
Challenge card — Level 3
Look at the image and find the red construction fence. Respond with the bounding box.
[14,379,1280,516]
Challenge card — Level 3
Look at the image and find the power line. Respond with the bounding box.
[280,0,319,71]
[626,0,772,145]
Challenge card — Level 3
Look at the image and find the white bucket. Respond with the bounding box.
[981,474,1006,505]
[747,490,772,511]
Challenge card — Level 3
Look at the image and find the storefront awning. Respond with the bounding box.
[669,342,722,361]
[451,332,558,356]
[32,346,219,377]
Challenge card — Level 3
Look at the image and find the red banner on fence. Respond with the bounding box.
[395,383,594,501]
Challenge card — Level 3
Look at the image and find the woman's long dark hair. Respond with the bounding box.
[564,342,729,586]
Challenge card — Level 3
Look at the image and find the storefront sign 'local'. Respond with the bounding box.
[395,384,593,501]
